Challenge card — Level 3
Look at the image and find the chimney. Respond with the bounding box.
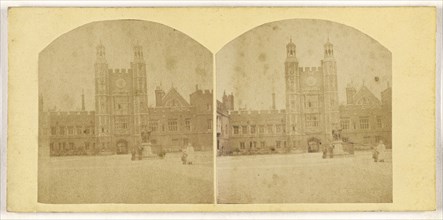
[346,84,356,105]
[155,86,165,107]
[272,92,276,110]
[81,89,85,111]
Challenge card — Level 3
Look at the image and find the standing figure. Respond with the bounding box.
[181,146,188,165]
[186,143,195,165]
[375,140,386,162]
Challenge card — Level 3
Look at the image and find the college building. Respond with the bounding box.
[39,43,213,157]
[217,39,392,155]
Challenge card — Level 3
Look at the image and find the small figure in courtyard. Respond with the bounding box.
[373,140,386,162]
[328,142,334,158]
[181,145,188,165]
[186,143,195,165]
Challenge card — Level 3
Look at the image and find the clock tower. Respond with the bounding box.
[131,43,148,148]
[321,38,340,137]
[284,37,303,150]
[95,42,112,151]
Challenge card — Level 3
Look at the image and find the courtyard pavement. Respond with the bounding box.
[38,151,214,204]
[217,150,392,203]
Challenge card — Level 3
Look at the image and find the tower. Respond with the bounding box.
[131,43,147,145]
[321,38,340,139]
[346,83,356,104]
[155,85,165,107]
[95,42,111,151]
[284,37,302,150]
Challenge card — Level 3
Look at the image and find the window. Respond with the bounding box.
[250,125,256,134]
[168,119,178,131]
[51,127,56,135]
[59,126,65,135]
[267,125,273,134]
[84,127,90,135]
[207,119,212,130]
[259,125,265,134]
[233,126,239,135]
[149,120,158,132]
[68,126,74,135]
[276,125,282,133]
[341,118,350,130]
[76,126,82,135]
[305,95,319,109]
[376,116,382,128]
[185,119,191,131]
[115,116,129,131]
[276,141,281,148]
[360,117,369,130]
[240,142,245,149]
[305,114,319,127]
[242,125,248,135]
[260,141,266,148]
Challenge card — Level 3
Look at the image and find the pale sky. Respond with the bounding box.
[216,19,392,110]
[39,20,213,111]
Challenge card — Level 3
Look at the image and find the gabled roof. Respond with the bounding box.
[353,85,381,106]
[161,87,190,107]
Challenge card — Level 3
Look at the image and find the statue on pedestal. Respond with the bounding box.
[140,129,154,158]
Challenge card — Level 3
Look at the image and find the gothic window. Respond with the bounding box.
[240,142,245,150]
[59,126,65,135]
[242,125,248,134]
[76,126,82,135]
[276,125,282,133]
[341,118,350,130]
[51,127,56,136]
[305,95,318,109]
[185,119,191,131]
[68,126,74,135]
[305,114,319,127]
[168,119,178,131]
[250,125,256,134]
[267,125,273,134]
[359,117,369,129]
[376,116,383,128]
[259,125,265,134]
[207,119,212,130]
[115,116,129,131]
[233,126,239,135]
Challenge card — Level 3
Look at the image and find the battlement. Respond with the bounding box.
[148,106,192,113]
[299,66,322,73]
[49,111,95,117]
[230,109,286,116]
[108,68,133,74]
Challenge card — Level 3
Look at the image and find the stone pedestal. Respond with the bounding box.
[141,142,154,158]
[332,141,345,154]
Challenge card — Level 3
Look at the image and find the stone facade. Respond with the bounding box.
[217,39,392,155]
[340,83,392,149]
[39,43,213,156]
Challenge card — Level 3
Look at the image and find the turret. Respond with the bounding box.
[155,85,165,107]
[285,37,298,63]
[346,83,356,104]
[222,91,234,111]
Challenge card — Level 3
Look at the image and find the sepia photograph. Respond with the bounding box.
[37,20,214,204]
[216,19,392,203]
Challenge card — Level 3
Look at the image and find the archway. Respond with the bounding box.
[116,139,129,154]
